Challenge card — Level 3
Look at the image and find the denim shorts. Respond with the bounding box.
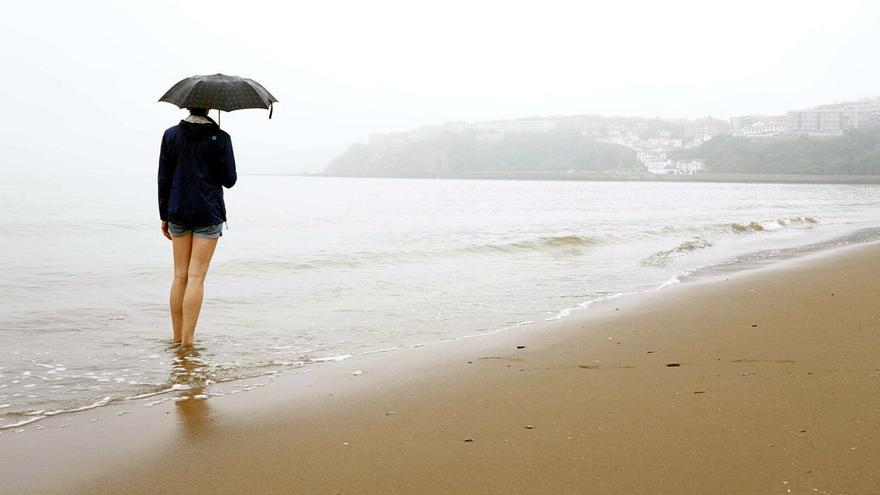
[169,222,223,239]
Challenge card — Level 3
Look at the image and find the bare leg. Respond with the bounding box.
[180,236,219,346]
[170,234,193,343]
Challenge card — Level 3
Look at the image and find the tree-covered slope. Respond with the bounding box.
[324,130,641,176]
[672,128,880,175]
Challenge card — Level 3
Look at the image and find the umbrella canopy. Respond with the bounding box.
[159,73,278,117]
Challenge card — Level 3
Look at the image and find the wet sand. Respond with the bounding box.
[4,243,880,494]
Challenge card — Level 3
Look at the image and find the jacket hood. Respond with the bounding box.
[179,117,220,139]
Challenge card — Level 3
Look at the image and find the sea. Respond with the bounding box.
[2,175,880,429]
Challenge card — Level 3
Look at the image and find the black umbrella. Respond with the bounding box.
[159,73,278,119]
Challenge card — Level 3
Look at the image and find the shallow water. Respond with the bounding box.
[2,175,880,427]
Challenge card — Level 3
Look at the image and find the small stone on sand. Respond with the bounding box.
[464,437,474,442]
[666,362,681,367]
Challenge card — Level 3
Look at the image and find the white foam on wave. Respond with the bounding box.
[143,398,171,408]
[656,275,683,290]
[45,396,113,416]
[126,388,174,400]
[405,318,545,350]
[0,395,113,430]
[0,416,45,430]
[311,354,353,363]
[543,270,691,322]
[355,347,400,357]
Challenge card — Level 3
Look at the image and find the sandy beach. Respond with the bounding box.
[4,243,880,494]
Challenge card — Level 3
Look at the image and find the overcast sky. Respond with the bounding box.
[2,0,880,175]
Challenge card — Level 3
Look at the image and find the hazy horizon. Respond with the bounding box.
[3,0,880,175]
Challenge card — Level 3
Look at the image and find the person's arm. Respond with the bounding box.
[158,130,174,240]
[218,134,237,188]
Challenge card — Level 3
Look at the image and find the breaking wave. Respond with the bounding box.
[466,235,605,253]
[730,217,816,233]
[223,217,821,275]
[222,234,610,274]
[643,237,714,267]
[643,216,820,267]
[730,221,766,233]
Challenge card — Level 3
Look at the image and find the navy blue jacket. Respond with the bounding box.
[158,118,237,226]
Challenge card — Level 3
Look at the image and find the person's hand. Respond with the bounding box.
[161,221,172,241]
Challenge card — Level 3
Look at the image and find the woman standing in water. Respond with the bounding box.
[158,108,237,346]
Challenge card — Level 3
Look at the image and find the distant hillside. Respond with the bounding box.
[324,129,641,176]
[671,128,880,175]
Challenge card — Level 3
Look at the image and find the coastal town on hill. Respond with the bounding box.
[364,96,880,175]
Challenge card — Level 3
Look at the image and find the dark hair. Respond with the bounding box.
[187,108,209,117]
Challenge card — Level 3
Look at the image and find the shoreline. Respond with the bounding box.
[4,242,880,494]
[302,172,880,185]
[1,225,861,434]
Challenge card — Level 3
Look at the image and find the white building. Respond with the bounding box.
[738,120,786,137]
[731,115,786,137]
[786,97,880,134]
[673,160,705,174]
[637,151,704,175]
